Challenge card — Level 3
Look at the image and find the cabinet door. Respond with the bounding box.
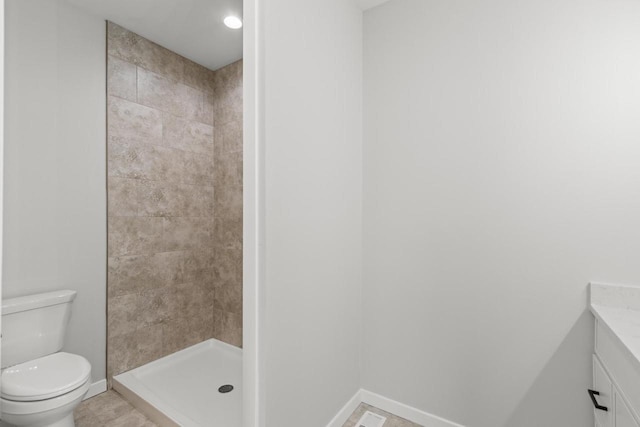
[615,390,640,427]
[594,355,613,427]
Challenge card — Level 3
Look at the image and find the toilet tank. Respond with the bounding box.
[1,290,77,369]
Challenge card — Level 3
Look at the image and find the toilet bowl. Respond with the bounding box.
[0,291,92,427]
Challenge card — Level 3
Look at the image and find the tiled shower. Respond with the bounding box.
[106,22,243,382]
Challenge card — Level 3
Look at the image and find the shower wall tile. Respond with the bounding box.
[163,113,214,154]
[137,68,203,121]
[108,97,162,143]
[108,217,164,257]
[107,323,164,380]
[212,311,242,348]
[183,152,214,185]
[182,185,214,218]
[162,217,212,252]
[211,60,243,347]
[107,56,137,102]
[108,178,138,217]
[107,22,184,84]
[137,180,185,218]
[183,60,215,93]
[200,93,215,126]
[107,23,221,381]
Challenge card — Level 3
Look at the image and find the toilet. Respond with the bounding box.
[0,290,92,427]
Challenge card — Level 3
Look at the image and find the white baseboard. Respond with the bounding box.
[326,389,464,427]
[83,379,107,400]
[326,389,363,427]
[360,390,465,427]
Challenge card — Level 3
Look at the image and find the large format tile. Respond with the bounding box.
[183,151,214,185]
[108,287,173,338]
[107,22,183,84]
[137,68,204,121]
[163,217,212,251]
[212,310,242,348]
[183,60,215,93]
[137,180,185,217]
[108,252,185,298]
[108,56,137,102]
[163,113,214,154]
[75,391,157,427]
[108,217,164,257]
[108,138,185,183]
[108,323,164,377]
[182,184,214,218]
[108,97,162,144]
[342,403,423,427]
[108,177,138,217]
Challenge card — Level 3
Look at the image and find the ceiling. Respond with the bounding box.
[65,0,243,71]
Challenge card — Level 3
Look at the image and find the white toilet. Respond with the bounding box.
[0,290,92,427]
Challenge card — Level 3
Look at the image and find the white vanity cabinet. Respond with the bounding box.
[589,283,640,427]
[592,319,640,427]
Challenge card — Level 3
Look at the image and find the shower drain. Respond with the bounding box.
[218,384,234,393]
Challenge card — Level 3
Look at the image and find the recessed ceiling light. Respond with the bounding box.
[224,16,243,29]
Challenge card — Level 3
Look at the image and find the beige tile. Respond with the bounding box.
[137,68,203,121]
[75,391,157,427]
[108,56,137,102]
[107,411,155,427]
[108,178,138,217]
[215,121,243,156]
[108,252,184,298]
[108,138,184,183]
[108,288,171,338]
[108,323,164,377]
[162,315,204,355]
[108,22,183,84]
[214,217,242,252]
[212,310,242,348]
[183,249,215,283]
[163,217,212,251]
[108,97,162,144]
[109,254,156,297]
[183,60,215,93]
[182,184,214,218]
[183,151,214,186]
[214,184,242,219]
[199,92,215,126]
[163,113,214,154]
[138,180,184,217]
[108,217,163,257]
[212,60,242,92]
[214,278,242,314]
[85,390,135,423]
[213,247,242,282]
[155,251,186,286]
[213,150,242,189]
[342,403,423,427]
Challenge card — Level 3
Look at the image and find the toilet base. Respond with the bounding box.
[45,413,74,427]
[0,412,74,427]
[0,378,89,427]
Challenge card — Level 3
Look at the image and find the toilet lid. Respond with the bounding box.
[1,352,91,402]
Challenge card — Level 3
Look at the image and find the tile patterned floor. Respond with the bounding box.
[342,403,423,427]
[74,390,158,427]
[76,391,418,427]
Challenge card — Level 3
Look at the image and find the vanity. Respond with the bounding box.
[590,283,640,427]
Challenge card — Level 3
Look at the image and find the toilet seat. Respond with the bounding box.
[0,377,91,416]
[1,352,91,402]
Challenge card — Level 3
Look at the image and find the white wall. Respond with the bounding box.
[261,0,363,425]
[363,0,640,426]
[4,0,106,383]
